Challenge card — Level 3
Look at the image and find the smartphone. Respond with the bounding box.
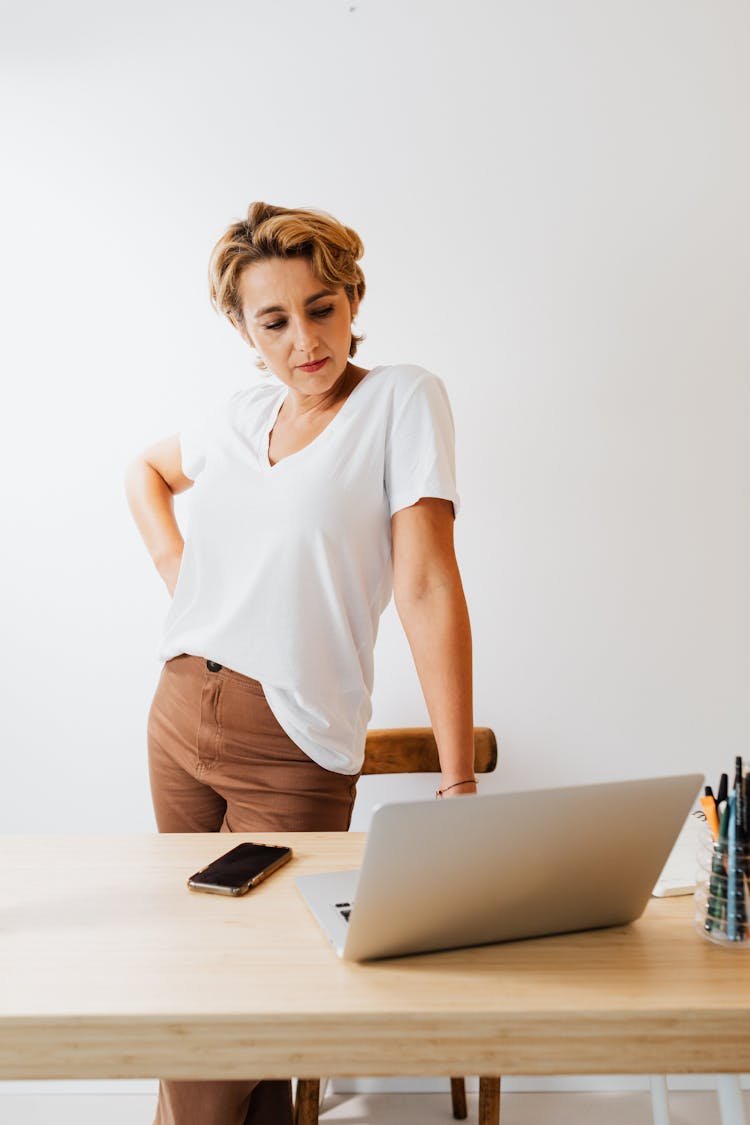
[187,841,292,896]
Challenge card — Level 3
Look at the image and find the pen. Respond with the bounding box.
[727,791,739,941]
[717,772,729,809]
[736,783,747,941]
[737,756,746,846]
[735,757,746,839]
[705,801,730,935]
[700,792,720,842]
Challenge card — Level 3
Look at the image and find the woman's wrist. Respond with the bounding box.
[436,777,477,798]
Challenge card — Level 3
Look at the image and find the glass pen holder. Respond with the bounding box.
[694,828,750,948]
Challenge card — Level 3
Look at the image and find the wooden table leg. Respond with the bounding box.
[450,1077,467,1119]
[479,1076,501,1125]
[294,1078,320,1125]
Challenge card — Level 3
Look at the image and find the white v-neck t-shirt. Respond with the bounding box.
[155,363,460,774]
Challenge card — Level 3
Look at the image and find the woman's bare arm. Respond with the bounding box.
[124,434,193,596]
[391,497,476,797]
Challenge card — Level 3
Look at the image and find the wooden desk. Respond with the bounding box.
[1,833,749,1099]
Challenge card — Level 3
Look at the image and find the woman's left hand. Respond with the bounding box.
[392,498,477,803]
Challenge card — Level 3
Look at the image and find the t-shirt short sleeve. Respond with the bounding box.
[384,371,461,518]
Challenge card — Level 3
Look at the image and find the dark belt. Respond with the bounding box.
[206,659,223,672]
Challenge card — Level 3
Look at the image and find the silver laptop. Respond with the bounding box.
[295,773,703,961]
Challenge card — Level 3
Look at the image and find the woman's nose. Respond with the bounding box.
[293,319,320,353]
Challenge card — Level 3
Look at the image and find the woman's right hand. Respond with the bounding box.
[124,446,192,600]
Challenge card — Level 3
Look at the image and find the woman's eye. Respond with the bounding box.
[263,306,334,332]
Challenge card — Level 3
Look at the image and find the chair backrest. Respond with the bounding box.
[362,727,498,776]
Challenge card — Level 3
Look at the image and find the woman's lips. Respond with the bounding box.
[298,358,328,372]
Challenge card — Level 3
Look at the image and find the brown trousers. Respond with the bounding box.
[147,653,360,1125]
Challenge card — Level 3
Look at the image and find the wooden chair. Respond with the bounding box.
[295,726,500,1125]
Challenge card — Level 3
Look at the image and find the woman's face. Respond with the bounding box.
[238,256,359,395]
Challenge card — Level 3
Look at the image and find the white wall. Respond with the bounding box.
[2,0,748,836]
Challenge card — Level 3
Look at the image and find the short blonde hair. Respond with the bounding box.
[208,201,366,364]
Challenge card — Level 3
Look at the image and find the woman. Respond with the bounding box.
[124,201,475,1125]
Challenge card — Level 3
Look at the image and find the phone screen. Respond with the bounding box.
[188,842,292,895]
